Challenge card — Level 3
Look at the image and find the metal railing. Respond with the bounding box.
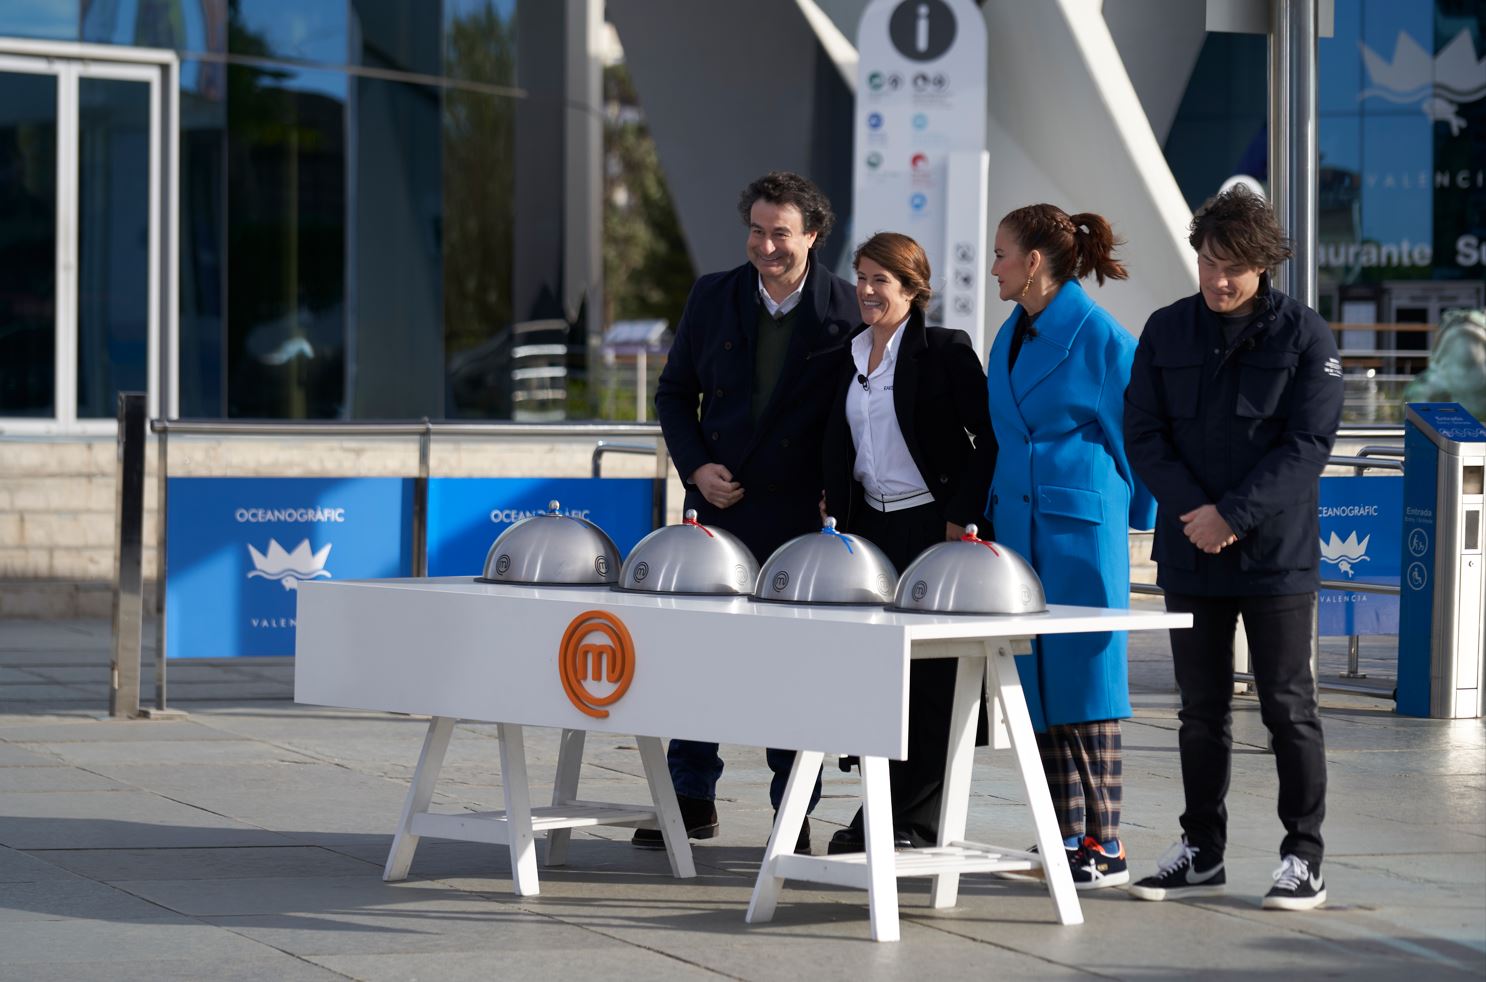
[1129,447,1405,699]
[109,421,1411,715]
[109,414,670,718]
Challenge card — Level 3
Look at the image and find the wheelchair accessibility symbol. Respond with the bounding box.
[1407,562,1428,592]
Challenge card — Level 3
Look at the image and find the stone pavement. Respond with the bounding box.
[0,612,1482,981]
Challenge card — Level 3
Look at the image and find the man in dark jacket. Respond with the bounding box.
[635,172,857,853]
[1123,186,1342,911]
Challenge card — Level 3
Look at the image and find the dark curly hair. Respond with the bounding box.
[737,171,835,246]
[998,203,1128,286]
[1188,184,1293,271]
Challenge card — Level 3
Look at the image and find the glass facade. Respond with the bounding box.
[0,0,571,423]
[1163,0,1486,421]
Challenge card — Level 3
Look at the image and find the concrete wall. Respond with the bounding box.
[0,435,682,618]
[979,0,1201,340]
[607,0,857,273]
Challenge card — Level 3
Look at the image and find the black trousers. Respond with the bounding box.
[1164,591,1326,865]
[849,498,967,843]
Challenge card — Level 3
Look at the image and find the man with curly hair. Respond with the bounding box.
[1124,185,1343,911]
[639,172,857,854]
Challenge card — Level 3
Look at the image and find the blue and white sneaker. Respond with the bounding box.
[1262,854,1326,910]
[1128,838,1225,901]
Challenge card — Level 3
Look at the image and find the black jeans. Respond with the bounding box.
[1164,592,1326,865]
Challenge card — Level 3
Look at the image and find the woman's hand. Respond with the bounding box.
[818,491,828,523]
[946,522,965,541]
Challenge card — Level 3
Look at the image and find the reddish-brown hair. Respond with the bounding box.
[998,204,1129,286]
[853,232,933,310]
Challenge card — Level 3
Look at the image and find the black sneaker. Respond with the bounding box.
[632,795,718,849]
[1128,838,1225,900]
[1071,836,1129,890]
[1263,854,1326,910]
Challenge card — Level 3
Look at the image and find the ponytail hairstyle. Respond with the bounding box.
[998,204,1129,286]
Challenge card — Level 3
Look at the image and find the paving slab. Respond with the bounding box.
[43,738,320,768]
[112,873,469,919]
[0,743,59,765]
[206,901,614,957]
[0,791,289,850]
[306,946,729,982]
[0,765,132,793]
[0,877,183,924]
[0,956,350,982]
[30,845,379,882]
[0,845,78,883]
[0,718,241,743]
[0,616,1481,980]
[0,917,334,972]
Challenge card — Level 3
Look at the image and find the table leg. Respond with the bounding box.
[930,654,985,909]
[544,728,585,867]
[384,715,455,882]
[860,754,901,942]
[497,722,540,897]
[637,735,695,878]
[746,748,823,926]
[988,641,1083,926]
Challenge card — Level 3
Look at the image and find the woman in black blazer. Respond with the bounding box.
[820,231,996,854]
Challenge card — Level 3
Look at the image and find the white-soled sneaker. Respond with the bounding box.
[1128,838,1226,901]
[1071,836,1129,890]
[1262,854,1326,910]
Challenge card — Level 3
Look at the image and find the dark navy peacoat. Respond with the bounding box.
[654,256,858,563]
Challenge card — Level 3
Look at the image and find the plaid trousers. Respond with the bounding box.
[1035,720,1123,842]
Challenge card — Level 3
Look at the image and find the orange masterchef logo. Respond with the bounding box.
[558,610,635,718]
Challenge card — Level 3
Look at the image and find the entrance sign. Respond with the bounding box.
[1317,475,1402,636]
[424,477,654,576]
[165,477,412,658]
[855,0,988,346]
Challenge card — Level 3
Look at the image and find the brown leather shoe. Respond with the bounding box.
[632,795,718,849]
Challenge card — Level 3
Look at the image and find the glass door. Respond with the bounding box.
[0,51,166,433]
[0,62,58,419]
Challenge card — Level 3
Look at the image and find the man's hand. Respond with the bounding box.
[691,463,744,509]
[946,522,966,541]
[1180,504,1237,554]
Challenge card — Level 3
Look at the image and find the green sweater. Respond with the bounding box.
[751,302,799,425]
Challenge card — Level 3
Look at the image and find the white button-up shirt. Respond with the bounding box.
[758,272,807,318]
[847,317,928,500]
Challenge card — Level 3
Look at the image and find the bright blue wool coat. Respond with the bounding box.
[985,279,1156,731]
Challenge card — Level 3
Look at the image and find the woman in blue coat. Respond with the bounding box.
[986,204,1155,890]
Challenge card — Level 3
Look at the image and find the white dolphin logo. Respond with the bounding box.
[1319,531,1370,579]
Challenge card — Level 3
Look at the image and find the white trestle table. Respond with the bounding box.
[295,576,1189,942]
